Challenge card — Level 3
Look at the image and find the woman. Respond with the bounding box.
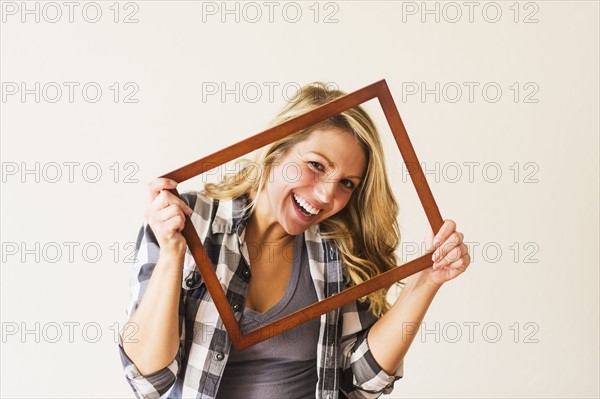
[118,82,471,399]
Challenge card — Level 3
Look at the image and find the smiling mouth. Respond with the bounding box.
[292,192,321,216]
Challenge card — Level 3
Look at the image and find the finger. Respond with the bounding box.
[150,190,193,215]
[146,178,179,207]
[155,216,186,241]
[146,200,186,230]
[445,254,470,272]
[432,219,457,249]
[433,243,466,269]
[161,190,193,214]
[461,252,472,269]
[424,224,435,252]
[156,203,182,222]
[148,190,172,214]
[448,249,471,269]
[447,251,471,271]
[153,208,187,238]
[163,214,186,233]
[432,231,462,263]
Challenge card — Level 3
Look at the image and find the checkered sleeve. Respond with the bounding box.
[117,221,184,398]
[339,300,403,399]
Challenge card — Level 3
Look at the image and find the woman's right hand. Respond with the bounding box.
[144,178,194,257]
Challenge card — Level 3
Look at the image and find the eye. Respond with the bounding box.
[308,160,356,190]
[308,161,325,172]
[341,180,356,190]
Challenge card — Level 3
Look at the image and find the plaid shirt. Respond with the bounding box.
[118,190,403,399]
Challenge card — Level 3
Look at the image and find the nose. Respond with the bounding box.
[313,180,335,206]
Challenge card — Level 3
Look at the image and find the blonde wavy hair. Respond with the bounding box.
[203,81,402,317]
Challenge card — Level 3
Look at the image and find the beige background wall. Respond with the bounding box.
[1,1,598,397]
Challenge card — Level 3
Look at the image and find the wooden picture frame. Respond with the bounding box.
[159,79,443,351]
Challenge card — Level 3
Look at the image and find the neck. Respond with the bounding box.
[245,188,294,248]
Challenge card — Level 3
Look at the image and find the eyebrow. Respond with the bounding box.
[308,151,363,180]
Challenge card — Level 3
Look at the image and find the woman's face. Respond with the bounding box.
[261,128,368,236]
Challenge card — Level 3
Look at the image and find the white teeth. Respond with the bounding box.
[293,193,320,215]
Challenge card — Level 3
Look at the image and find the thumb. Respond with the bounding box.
[424,224,436,253]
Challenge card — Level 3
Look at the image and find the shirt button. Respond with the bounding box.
[185,277,194,287]
[214,352,224,361]
[232,303,241,311]
[242,269,251,278]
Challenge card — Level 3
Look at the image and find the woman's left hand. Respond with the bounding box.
[419,219,471,287]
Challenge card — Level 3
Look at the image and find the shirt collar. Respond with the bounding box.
[210,192,252,242]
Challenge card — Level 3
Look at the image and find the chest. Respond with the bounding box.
[243,243,295,313]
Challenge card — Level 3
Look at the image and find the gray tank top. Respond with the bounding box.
[216,233,320,398]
